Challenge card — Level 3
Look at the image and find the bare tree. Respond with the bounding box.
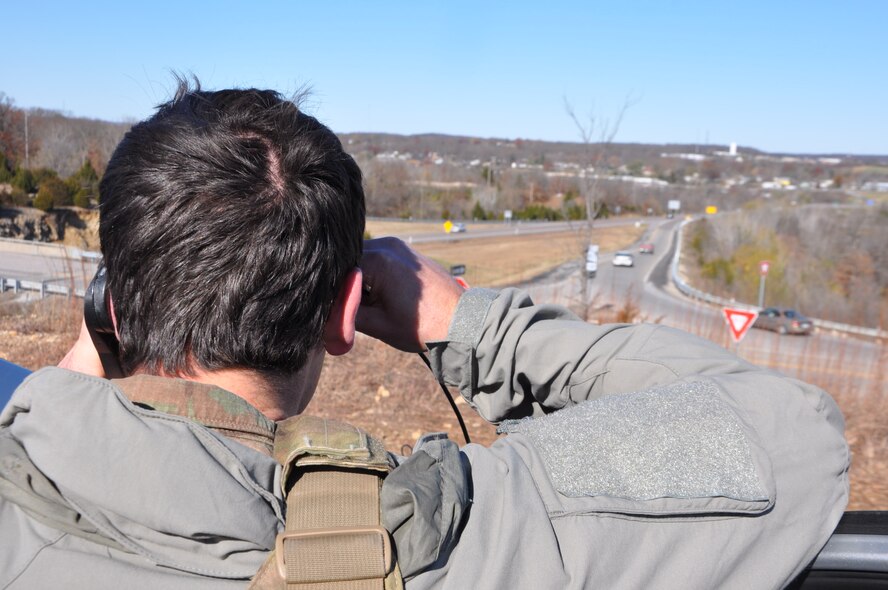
[563,94,638,230]
[29,111,129,177]
[0,93,26,164]
[563,94,638,320]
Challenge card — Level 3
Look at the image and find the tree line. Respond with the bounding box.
[3,90,886,222]
[686,205,888,328]
[0,92,128,211]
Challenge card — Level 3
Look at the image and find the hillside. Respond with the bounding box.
[682,204,888,328]
[3,97,888,223]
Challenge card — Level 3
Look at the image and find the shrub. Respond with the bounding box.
[33,176,71,210]
[66,160,100,201]
[73,189,92,208]
[566,204,586,220]
[31,168,60,187]
[0,154,13,183]
[701,258,734,286]
[32,190,53,211]
[11,168,36,194]
[471,201,489,220]
[516,204,563,221]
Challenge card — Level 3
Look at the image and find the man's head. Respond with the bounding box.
[99,81,365,379]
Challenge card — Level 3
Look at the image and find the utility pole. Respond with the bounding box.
[24,110,30,169]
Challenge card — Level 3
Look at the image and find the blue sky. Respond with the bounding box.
[3,1,885,155]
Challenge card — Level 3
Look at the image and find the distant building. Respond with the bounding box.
[615,176,668,187]
[662,152,707,161]
[862,181,888,192]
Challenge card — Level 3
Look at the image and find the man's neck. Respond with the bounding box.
[136,350,325,421]
[186,369,300,421]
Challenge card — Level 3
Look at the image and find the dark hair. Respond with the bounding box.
[99,81,365,376]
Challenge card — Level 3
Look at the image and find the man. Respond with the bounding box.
[0,84,848,589]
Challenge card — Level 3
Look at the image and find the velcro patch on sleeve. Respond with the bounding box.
[498,380,768,502]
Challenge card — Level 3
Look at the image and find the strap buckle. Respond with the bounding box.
[275,526,394,583]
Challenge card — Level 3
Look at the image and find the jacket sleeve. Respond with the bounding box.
[407,287,850,590]
[427,287,838,431]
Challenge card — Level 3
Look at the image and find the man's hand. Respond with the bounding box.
[58,319,106,378]
[356,237,465,352]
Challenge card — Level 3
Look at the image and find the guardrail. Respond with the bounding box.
[0,239,100,299]
[0,276,86,298]
[0,237,101,262]
[670,219,887,339]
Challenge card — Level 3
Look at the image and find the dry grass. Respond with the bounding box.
[0,297,499,451]
[366,219,453,238]
[0,294,81,369]
[413,225,644,287]
[2,268,886,510]
[310,335,500,451]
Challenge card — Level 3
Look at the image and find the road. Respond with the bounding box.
[0,216,648,296]
[0,239,98,297]
[521,219,886,398]
[1,220,883,396]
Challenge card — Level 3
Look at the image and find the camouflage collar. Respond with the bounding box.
[112,375,276,456]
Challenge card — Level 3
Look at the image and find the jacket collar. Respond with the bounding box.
[113,374,276,456]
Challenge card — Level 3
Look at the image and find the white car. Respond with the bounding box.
[449,222,467,233]
[612,251,634,267]
[585,244,599,278]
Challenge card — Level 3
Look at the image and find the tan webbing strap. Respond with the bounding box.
[286,470,380,530]
[249,416,401,590]
[278,471,390,589]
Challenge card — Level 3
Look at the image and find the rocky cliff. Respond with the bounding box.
[0,207,100,251]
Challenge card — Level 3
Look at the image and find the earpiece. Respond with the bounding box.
[84,262,124,378]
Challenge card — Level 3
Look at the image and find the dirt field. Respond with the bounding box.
[366,219,451,238]
[2,296,883,509]
[412,225,644,287]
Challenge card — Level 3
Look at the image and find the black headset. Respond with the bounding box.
[84,262,124,378]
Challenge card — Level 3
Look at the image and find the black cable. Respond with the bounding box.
[418,352,471,445]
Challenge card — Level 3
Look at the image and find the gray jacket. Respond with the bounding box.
[0,288,849,589]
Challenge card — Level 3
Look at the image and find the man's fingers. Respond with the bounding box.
[356,305,422,352]
[354,304,382,334]
[356,236,461,352]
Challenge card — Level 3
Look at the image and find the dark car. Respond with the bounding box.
[753,307,814,335]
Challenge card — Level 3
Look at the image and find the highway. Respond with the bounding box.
[0,239,98,297]
[521,219,886,398]
[0,216,649,295]
[1,220,883,397]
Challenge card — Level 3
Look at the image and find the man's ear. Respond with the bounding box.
[323,268,363,356]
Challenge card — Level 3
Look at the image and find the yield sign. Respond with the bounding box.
[723,307,758,343]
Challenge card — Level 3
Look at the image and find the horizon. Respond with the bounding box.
[4,1,886,156]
